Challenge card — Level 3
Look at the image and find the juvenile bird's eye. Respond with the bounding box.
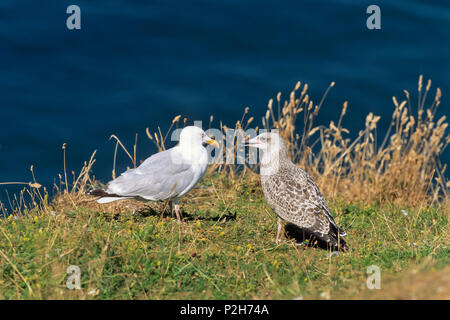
[201,133,205,138]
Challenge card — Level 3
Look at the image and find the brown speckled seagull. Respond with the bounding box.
[246,132,348,250]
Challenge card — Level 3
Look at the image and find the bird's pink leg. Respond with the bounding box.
[275,218,282,244]
[174,200,183,224]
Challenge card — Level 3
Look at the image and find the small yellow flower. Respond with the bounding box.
[157,261,161,267]
[236,245,242,251]
[12,221,16,227]
[196,221,201,228]
[304,278,308,282]
[200,238,206,241]
[34,216,38,222]
[219,231,225,236]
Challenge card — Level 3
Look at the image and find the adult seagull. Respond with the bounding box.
[90,126,219,223]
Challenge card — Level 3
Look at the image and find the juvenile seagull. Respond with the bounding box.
[90,126,219,223]
[246,132,348,250]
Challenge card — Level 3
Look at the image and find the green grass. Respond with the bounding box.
[0,174,448,299]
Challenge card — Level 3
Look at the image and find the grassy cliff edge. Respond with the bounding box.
[0,76,449,299]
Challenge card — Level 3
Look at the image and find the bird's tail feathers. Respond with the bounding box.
[96,196,132,204]
[88,189,111,197]
[327,224,349,251]
[88,189,131,204]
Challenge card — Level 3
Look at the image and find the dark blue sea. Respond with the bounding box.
[0,1,449,202]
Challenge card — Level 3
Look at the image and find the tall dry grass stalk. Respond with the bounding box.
[0,166,46,218]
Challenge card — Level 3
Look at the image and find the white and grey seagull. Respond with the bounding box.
[90,126,219,223]
[246,132,348,250]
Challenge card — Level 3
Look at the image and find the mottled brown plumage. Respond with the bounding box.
[247,132,347,249]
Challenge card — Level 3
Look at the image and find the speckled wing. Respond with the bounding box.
[261,165,343,242]
[106,147,196,201]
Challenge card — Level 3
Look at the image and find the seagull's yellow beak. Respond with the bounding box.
[206,138,220,148]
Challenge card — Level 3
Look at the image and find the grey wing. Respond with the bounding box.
[106,148,195,200]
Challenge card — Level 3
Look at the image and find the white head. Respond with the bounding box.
[179,126,219,149]
[245,132,286,155]
[245,132,287,176]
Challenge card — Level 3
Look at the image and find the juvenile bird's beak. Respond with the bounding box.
[206,137,219,148]
[244,137,259,147]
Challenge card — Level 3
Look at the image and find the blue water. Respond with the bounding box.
[0,0,449,201]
